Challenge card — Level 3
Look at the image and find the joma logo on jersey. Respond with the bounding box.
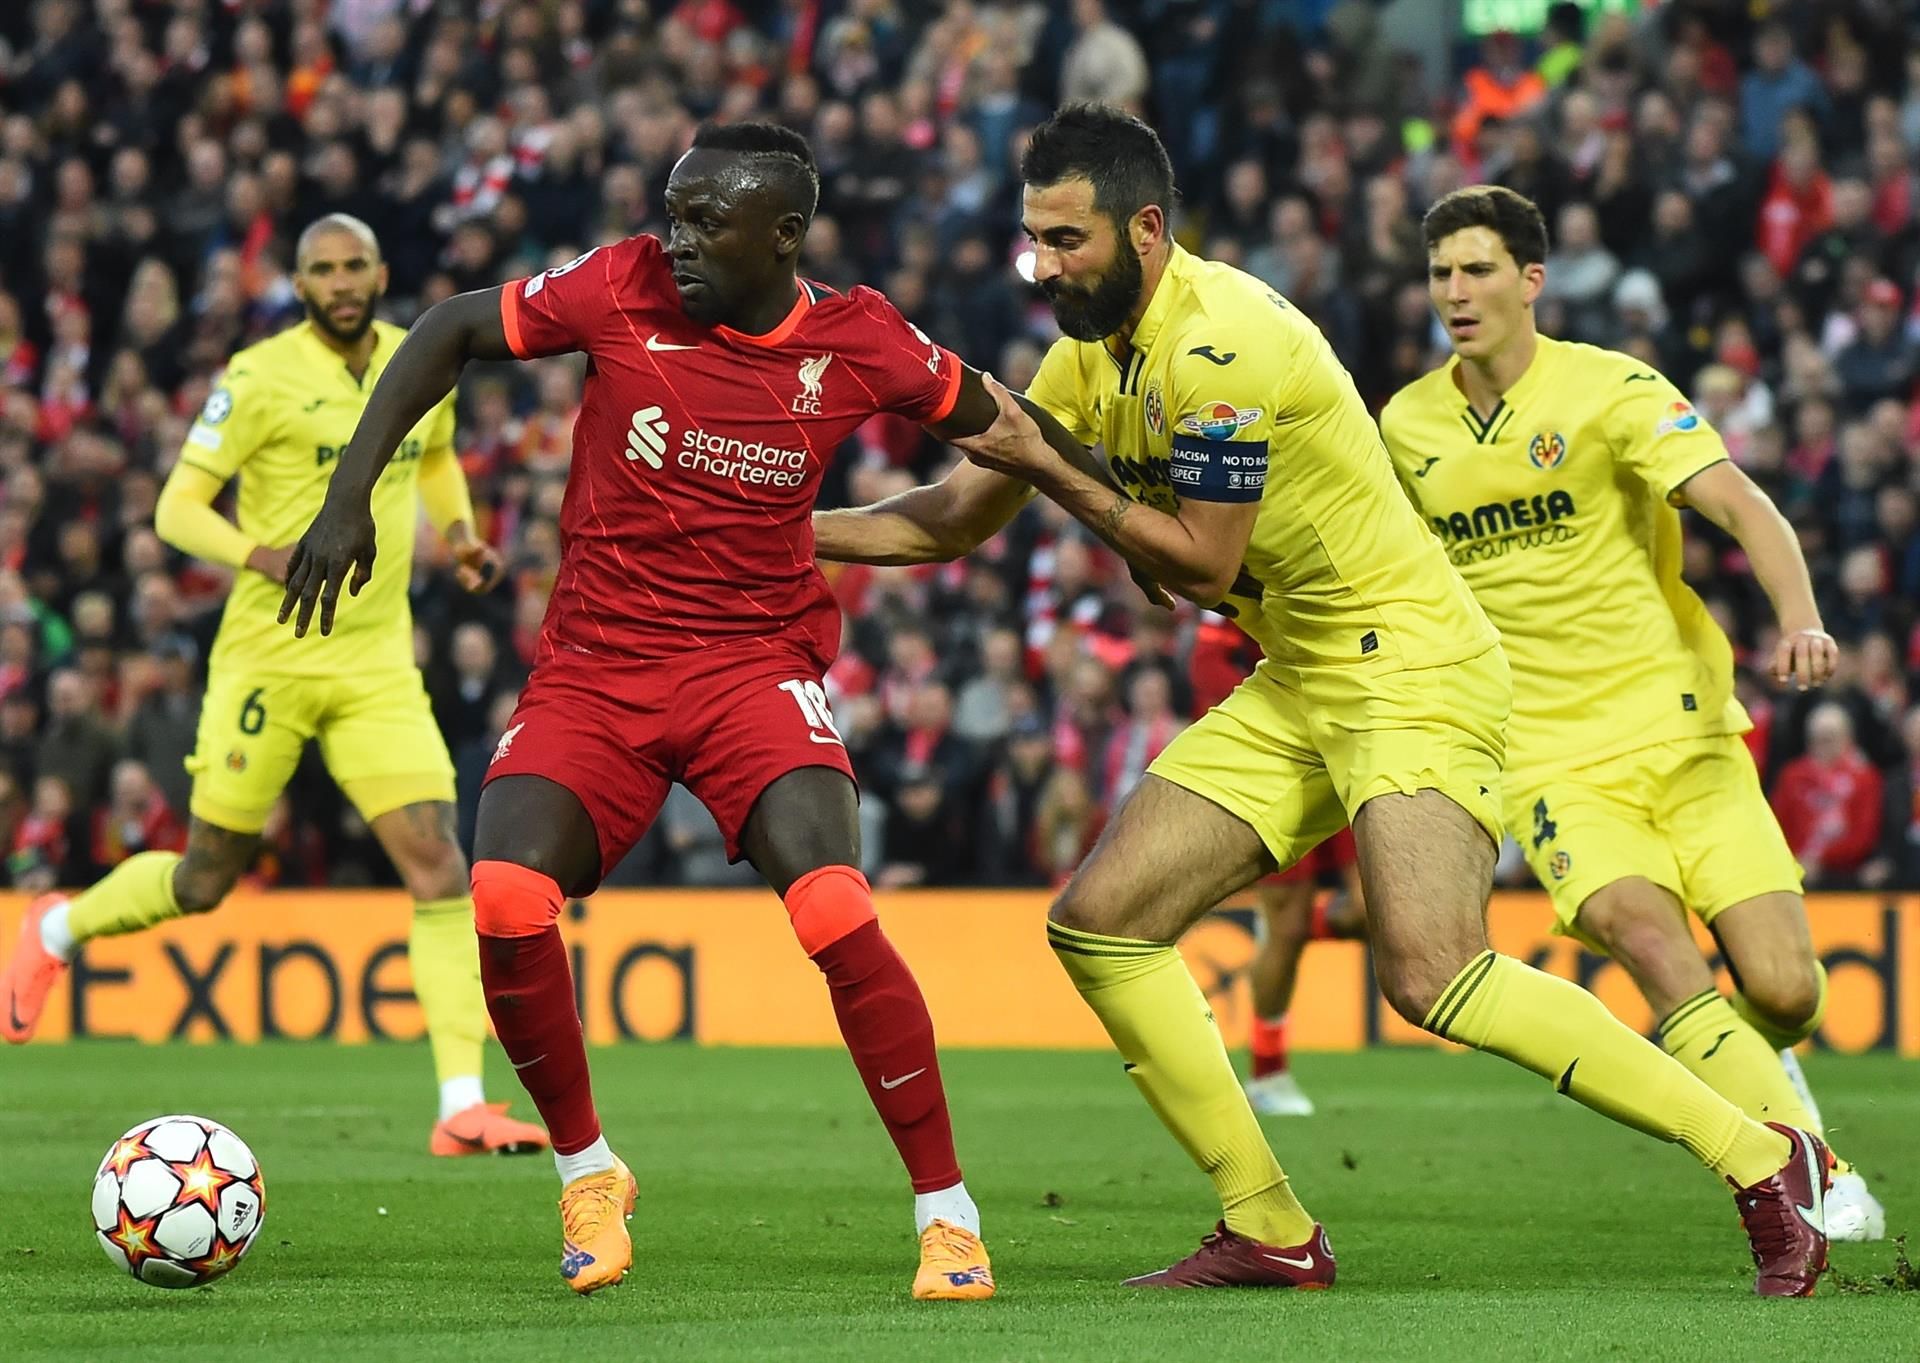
[1431,491,1577,543]
[791,354,833,415]
[627,407,669,468]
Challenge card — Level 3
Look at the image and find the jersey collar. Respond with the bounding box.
[714,282,812,348]
[297,320,391,386]
[1125,243,1190,356]
[1448,333,1556,443]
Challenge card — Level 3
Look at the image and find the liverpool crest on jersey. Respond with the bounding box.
[792,354,833,415]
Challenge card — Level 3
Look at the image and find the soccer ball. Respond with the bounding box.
[91,1115,266,1288]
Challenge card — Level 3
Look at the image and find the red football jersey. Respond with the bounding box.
[499,234,962,664]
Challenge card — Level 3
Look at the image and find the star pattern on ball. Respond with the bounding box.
[107,1204,161,1271]
[173,1147,234,1214]
[188,1239,246,1278]
[103,1133,154,1180]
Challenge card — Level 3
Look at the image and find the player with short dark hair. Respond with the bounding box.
[817,105,1830,1296]
[1386,182,1881,1243]
[279,122,1052,1299]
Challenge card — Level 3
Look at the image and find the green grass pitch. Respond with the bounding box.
[2,1044,1914,1362]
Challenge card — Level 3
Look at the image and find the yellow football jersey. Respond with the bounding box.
[179,320,455,678]
[1379,335,1747,781]
[1026,245,1492,671]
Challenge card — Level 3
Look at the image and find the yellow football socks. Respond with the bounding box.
[409,895,488,1087]
[65,851,185,941]
[1050,922,1315,1247]
[1657,989,1821,1134]
[1430,951,1791,1188]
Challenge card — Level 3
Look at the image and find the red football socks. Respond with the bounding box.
[472,860,602,1156]
[1250,1013,1290,1079]
[786,866,963,1193]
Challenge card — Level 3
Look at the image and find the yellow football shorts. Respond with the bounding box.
[185,668,456,833]
[1506,733,1803,948]
[1148,643,1510,871]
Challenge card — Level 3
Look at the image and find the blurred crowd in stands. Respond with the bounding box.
[0,0,1915,893]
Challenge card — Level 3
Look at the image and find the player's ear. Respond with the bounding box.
[1521,262,1546,305]
[374,261,391,298]
[1131,205,1164,256]
[773,211,807,262]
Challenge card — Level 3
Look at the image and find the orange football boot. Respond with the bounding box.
[912,1219,995,1300]
[430,1101,550,1156]
[2,895,69,1044]
[559,1157,638,1294]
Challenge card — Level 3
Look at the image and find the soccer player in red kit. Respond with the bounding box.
[280,123,1037,1299]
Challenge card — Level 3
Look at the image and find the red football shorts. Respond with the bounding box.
[483,635,855,886]
[1262,826,1358,887]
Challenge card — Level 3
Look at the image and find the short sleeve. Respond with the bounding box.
[847,287,963,424]
[1607,366,1727,503]
[500,245,618,360]
[1026,340,1095,445]
[1165,342,1280,505]
[178,363,272,481]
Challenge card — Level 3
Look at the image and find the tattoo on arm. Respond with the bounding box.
[1099,497,1131,543]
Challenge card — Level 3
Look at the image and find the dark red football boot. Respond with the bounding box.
[1732,1123,1831,1298]
[1123,1221,1336,1289]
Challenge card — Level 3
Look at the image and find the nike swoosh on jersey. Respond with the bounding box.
[511,1053,548,1070]
[807,732,846,747]
[646,335,698,351]
[879,1068,926,1090]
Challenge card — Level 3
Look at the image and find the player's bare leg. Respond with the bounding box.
[4,818,257,1042]
[1360,792,1828,1294]
[1244,883,1315,1116]
[369,799,547,1158]
[1045,776,1334,1288]
[470,775,634,1294]
[1712,893,1882,1240]
[738,766,992,1301]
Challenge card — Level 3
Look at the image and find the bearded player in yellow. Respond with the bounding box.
[0,215,548,1159]
[1381,184,1882,1240]
[816,105,1830,1295]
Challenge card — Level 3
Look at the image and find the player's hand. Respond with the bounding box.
[1772,624,1837,691]
[451,537,504,594]
[951,374,1049,478]
[245,544,296,585]
[1130,564,1175,611]
[278,496,377,638]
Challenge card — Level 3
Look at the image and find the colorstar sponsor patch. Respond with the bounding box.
[1654,400,1700,436]
[1177,402,1261,440]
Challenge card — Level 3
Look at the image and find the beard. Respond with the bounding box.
[1042,246,1143,342]
[304,295,377,344]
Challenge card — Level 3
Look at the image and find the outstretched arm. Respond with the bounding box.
[1675,460,1834,690]
[814,458,1035,564]
[280,287,513,635]
[954,377,1257,605]
[813,365,1125,565]
[316,288,512,510]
